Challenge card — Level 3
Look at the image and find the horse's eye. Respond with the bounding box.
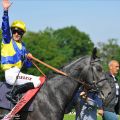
[96,66,102,72]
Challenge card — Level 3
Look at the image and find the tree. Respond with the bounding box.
[0,26,94,79]
[98,39,120,64]
[54,26,94,58]
[23,26,94,76]
[97,39,120,80]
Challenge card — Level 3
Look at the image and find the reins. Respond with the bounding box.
[32,60,46,77]
[31,56,68,76]
[31,56,91,86]
[32,56,106,90]
[32,56,106,101]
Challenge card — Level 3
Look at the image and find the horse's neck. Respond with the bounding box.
[38,75,79,112]
[49,75,79,103]
[56,75,79,101]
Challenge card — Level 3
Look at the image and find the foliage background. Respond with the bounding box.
[0,26,120,81]
[0,26,94,78]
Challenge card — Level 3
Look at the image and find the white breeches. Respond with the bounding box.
[5,67,41,88]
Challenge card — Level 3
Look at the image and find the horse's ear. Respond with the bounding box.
[91,47,98,60]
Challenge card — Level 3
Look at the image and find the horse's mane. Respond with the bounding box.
[62,55,91,79]
[47,55,90,79]
[63,56,89,70]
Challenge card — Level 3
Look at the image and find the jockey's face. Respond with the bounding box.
[12,28,24,42]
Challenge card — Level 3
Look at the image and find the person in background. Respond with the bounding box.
[1,0,45,104]
[65,86,103,120]
[101,60,120,120]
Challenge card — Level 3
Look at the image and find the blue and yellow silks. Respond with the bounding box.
[1,10,31,71]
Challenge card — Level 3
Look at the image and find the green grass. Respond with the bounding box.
[63,114,75,120]
[63,114,102,120]
[63,114,120,120]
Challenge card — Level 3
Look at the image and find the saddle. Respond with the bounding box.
[0,81,33,111]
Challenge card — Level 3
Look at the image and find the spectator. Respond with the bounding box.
[102,60,120,120]
[65,86,103,120]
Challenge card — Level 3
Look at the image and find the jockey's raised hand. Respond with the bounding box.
[2,0,12,10]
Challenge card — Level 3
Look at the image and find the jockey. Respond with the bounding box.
[1,0,44,104]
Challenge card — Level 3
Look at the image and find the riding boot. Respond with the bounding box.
[6,82,34,104]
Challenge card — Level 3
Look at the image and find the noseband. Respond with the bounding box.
[89,62,101,92]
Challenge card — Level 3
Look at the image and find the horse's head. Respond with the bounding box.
[64,48,104,92]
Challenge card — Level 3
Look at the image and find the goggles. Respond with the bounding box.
[11,28,24,36]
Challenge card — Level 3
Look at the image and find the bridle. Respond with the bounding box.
[68,58,106,93]
[32,55,106,92]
